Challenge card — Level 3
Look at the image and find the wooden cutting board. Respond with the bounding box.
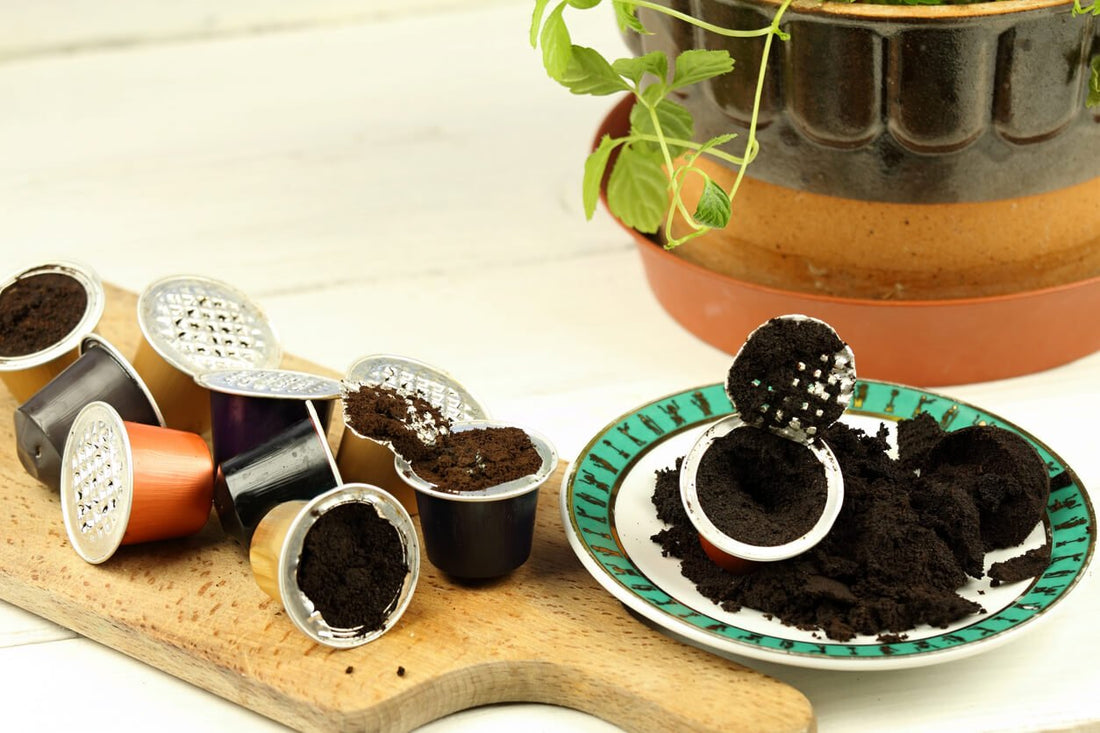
[0,284,814,733]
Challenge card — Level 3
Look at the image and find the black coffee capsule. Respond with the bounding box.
[213,400,342,542]
[14,334,164,490]
[198,368,341,468]
[394,421,557,579]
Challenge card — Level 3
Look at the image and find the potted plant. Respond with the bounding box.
[530,0,1100,385]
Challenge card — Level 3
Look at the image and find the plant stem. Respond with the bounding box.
[627,0,779,39]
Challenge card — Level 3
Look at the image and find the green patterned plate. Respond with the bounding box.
[561,380,1094,670]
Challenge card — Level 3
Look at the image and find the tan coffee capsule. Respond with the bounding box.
[336,354,488,514]
[133,275,281,433]
[0,261,105,402]
[249,483,419,649]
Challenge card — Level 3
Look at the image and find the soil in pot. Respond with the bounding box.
[295,501,408,631]
[652,414,1051,641]
[695,426,827,547]
[0,272,87,356]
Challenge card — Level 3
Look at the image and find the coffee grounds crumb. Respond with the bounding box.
[397,666,406,677]
[296,502,408,631]
[897,411,946,471]
[695,427,826,546]
[345,666,354,674]
[878,633,908,644]
[411,426,542,493]
[989,543,1051,586]
[344,383,448,463]
[0,272,87,357]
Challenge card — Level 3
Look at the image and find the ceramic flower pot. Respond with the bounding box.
[631,0,1099,301]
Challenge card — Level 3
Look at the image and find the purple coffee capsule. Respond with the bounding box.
[14,334,165,491]
[197,368,342,469]
[212,400,342,542]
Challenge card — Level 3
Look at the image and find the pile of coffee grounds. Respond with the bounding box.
[411,426,542,493]
[695,427,827,547]
[0,273,87,357]
[296,501,408,630]
[652,417,1051,641]
[726,317,851,436]
[343,383,542,493]
[343,383,448,463]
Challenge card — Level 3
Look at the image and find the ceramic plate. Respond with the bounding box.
[560,380,1094,671]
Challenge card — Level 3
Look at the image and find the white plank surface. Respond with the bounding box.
[1,1,1098,731]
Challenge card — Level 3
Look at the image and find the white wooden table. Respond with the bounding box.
[1,1,1097,731]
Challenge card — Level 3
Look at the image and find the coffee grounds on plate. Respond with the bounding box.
[695,426,826,547]
[411,426,542,493]
[296,501,408,630]
[652,417,1050,641]
[989,544,1052,586]
[0,272,87,357]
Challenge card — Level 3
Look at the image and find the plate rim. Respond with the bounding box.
[560,379,1095,671]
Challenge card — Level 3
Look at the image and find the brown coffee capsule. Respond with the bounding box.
[337,354,488,515]
[0,261,105,402]
[133,275,281,434]
[60,401,214,564]
[249,483,419,648]
[14,334,165,491]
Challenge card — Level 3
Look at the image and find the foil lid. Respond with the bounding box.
[0,261,105,371]
[197,368,341,400]
[60,401,133,565]
[137,275,281,377]
[344,354,488,425]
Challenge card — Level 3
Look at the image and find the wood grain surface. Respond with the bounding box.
[0,284,814,733]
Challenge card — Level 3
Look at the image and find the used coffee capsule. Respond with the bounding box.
[0,261,105,402]
[60,401,214,564]
[337,354,489,515]
[249,483,420,649]
[212,400,342,542]
[198,367,341,468]
[680,315,853,565]
[133,275,281,433]
[15,334,165,491]
[394,421,558,579]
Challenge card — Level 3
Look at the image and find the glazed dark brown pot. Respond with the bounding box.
[625,0,1100,302]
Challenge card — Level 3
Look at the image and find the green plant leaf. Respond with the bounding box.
[530,0,553,47]
[671,49,734,90]
[692,177,731,229]
[613,2,648,34]
[540,3,572,80]
[568,0,603,8]
[560,46,631,95]
[606,144,668,233]
[612,51,668,86]
[1089,55,1100,108]
[583,134,619,219]
[630,98,693,157]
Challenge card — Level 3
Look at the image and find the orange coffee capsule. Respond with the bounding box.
[60,401,214,564]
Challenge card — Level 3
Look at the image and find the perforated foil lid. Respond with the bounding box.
[345,354,488,425]
[137,275,281,377]
[0,261,105,371]
[196,368,341,400]
[60,401,133,565]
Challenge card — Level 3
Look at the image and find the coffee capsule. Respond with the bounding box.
[133,275,281,433]
[198,368,341,468]
[60,401,214,564]
[212,400,341,542]
[0,261,105,402]
[337,354,488,514]
[249,483,419,648]
[394,421,557,579]
[15,334,165,491]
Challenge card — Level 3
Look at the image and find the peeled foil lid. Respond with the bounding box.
[344,354,488,425]
[60,401,133,565]
[197,368,341,400]
[137,275,281,377]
